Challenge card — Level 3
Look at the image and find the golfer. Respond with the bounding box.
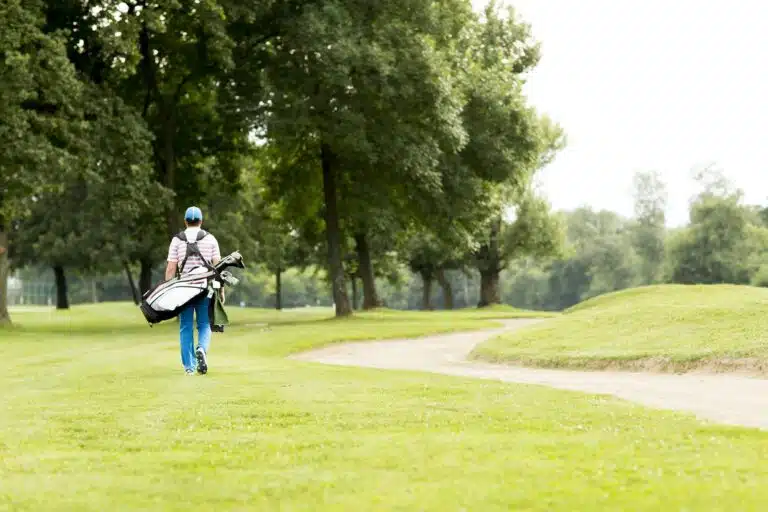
[165,206,222,375]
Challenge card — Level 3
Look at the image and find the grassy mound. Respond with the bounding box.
[5,302,768,510]
[472,284,768,373]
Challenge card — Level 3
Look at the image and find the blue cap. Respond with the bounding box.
[184,206,203,222]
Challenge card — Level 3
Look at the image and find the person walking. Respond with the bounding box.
[165,206,222,375]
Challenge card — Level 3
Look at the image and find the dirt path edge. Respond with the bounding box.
[291,318,768,430]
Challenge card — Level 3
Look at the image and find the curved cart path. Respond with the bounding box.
[291,319,768,430]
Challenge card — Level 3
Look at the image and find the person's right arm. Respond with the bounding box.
[165,239,178,281]
[164,261,177,281]
[211,236,221,266]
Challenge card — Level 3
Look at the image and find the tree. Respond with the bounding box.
[501,258,553,310]
[0,0,84,324]
[261,0,473,316]
[347,228,403,310]
[499,206,643,311]
[404,230,468,310]
[49,0,274,293]
[667,192,753,285]
[475,190,564,306]
[10,85,159,309]
[432,4,564,308]
[352,233,378,310]
[563,207,639,302]
[665,169,761,285]
[630,170,667,284]
[581,233,640,297]
[258,210,300,311]
[471,112,566,307]
[545,258,592,310]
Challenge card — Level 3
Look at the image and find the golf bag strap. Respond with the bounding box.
[174,229,208,243]
[176,230,210,276]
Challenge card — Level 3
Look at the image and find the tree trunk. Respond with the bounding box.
[124,261,140,304]
[478,269,501,307]
[435,268,454,310]
[354,233,380,310]
[476,215,503,308]
[0,220,10,326]
[275,268,282,310]
[321,143,351,317]
[53,265,69,310]
[91,278,99,303]
[463,273,470,309]
[351,277,359,310]
[420,271,434,311]
[139,258,154,294]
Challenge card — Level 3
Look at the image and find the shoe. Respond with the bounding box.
[185,369,195,375]
[196,347,208,375]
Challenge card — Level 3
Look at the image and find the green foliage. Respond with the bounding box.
[222,267,332,309]
[498,207,642,311]
[252,0,561,314]
[405,229,467,277]
[630,170,667,284]
[262,0,469,194]
[441,8,564,294]
[746,223,768,276]
[0,0,82,218]
[582,234,640,298]
[503,192,565,262]
[459,2,543,173]
[10,85,161,272]
[501,259,553,310]
[663,168,768,287]
[17,0,754,323]
[257,0,484,315]
[751,264,768,288]
[0,0,89,321]
[66,0,260,247]
[667,191,755,285]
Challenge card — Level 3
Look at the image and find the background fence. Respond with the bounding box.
[8,276,55,307]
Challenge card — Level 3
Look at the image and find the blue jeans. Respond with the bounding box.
[179,295,211,371]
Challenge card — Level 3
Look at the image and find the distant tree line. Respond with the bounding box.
[14,166,768,313]
[503,166,768,311]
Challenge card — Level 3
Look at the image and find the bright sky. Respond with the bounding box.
[474,0,768,226]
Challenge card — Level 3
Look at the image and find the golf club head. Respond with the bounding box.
[219,271,239,287]
[217,251,245,270]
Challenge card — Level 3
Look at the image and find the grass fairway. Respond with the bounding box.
[3,302,768,510]
[473,284,768,373]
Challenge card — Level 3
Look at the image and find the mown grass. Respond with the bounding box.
[3,301,768,510]
[3,302,540,358]
[472,284,768,373]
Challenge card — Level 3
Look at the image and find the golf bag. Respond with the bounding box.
[139,250,245,327]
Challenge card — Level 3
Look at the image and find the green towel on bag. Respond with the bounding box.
[213,290,229,326]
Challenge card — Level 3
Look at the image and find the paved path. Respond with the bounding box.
[292,319,768,430]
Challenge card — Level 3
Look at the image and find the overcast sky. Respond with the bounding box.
[472,0,768,226]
